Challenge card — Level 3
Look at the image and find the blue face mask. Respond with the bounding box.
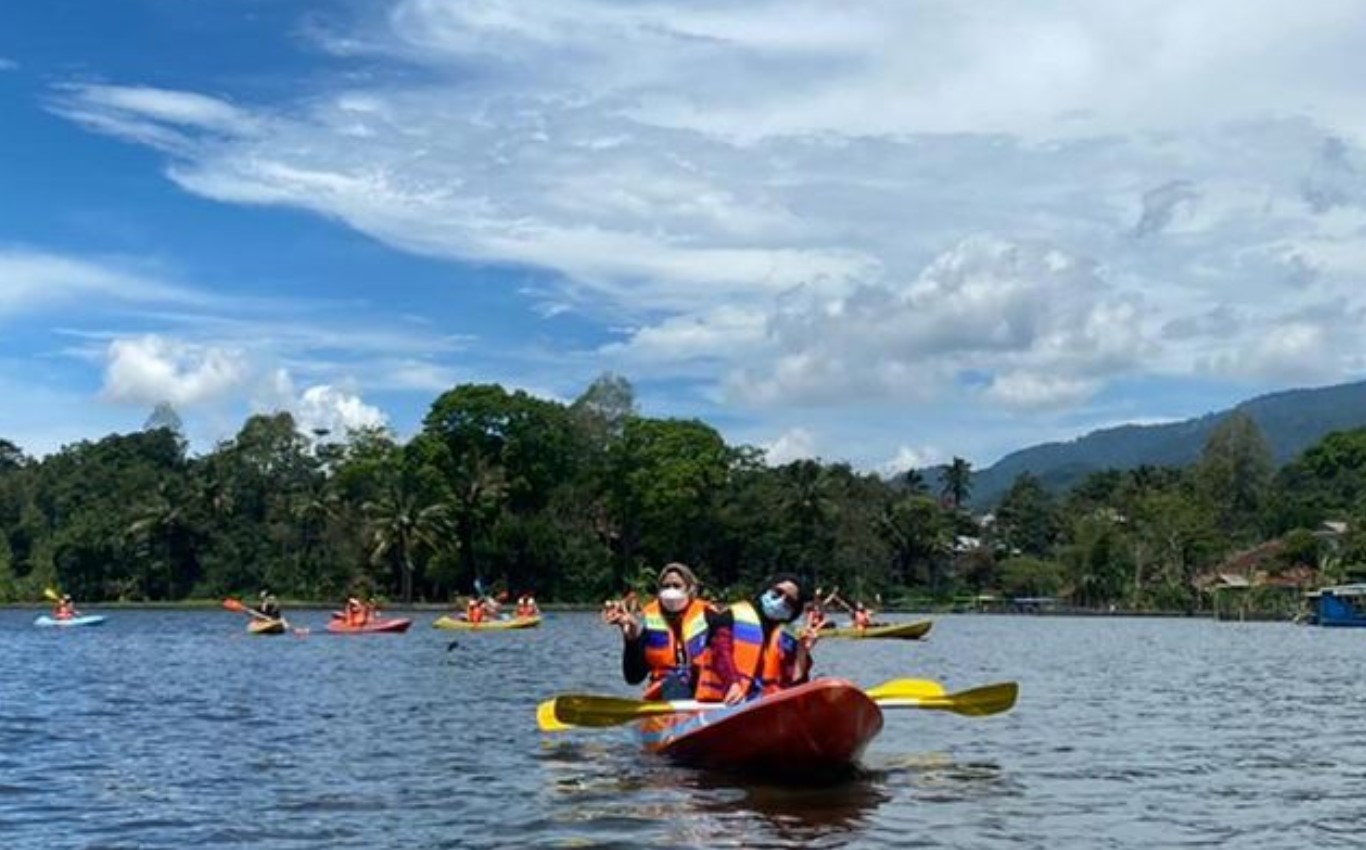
[760,590,795,622]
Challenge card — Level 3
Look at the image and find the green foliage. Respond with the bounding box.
[0,532,15,603]
[999,556,1065,598]
[2,377,1366,610]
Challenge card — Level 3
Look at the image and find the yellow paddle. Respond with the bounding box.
[872,682,1018,717]
[44,587,62,602]
[537,678,1010,732]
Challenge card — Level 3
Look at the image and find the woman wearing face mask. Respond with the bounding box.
[707,573,820,706]
[604,562,731,700]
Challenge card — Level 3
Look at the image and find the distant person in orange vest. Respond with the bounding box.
[54,593,78,621]
[344,596,368,627]
[516,594,539,618]
[465,596,485,624]
[852,602,873,631]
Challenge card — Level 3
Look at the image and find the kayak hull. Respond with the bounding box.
[432,615,541,631]
[34,615,106,628]
[247,618,287,635]
[825,619,933,640]
[637,679,883,775]
[326,617,412,634]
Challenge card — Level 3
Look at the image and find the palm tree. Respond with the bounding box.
[449,448,508,588]
[126,482,192,599]
[780,460,836,580]
[941,456,973,510]
[363,483,451,604]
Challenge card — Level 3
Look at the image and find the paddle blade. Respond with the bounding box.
[552,694,709,728]
[866,678,946,702]
[879,682,1018,717]
[537,700,573,732]
[44,587,62,602]
[223,598,247,613]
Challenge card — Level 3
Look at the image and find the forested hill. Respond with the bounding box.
[965,379,1366,509]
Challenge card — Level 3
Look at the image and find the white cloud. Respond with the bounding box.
[763,427,818,465]
[728,237,1150,409]
[0,58,17,72]
[46,0,1366,466]
[879,445,944,478]
[0,247,209,318]
[102,335,249,406]
[295,384,388,436]
[98,335,390,445]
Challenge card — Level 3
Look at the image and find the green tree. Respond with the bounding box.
[1195,412,1274,543]
[363,480,452,603]
[941,456,973,510]
[994,472,1059,557]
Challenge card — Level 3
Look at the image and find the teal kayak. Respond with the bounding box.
[34,615,106,628]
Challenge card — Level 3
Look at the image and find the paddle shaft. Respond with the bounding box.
[225,598,289,628]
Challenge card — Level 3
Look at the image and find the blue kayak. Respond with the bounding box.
[34,615,106,628]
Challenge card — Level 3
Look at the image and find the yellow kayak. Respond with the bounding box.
[432,615,542,631]
[247,618,287,635]
[824,619,932,640]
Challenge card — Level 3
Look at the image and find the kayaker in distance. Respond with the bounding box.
[604,562,733,701]
[515,593,540,618]
[708,574,821,706]
[343,596,370,628]
[54,593,79,621]
[852,602,873,631]
[256,589,282,620]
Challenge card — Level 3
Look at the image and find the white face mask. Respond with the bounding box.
[658,587,690,612]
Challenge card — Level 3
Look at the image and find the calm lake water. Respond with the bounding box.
[1,609,1363,849]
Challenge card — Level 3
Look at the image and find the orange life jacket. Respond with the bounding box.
[55,602,74,620]
[345,599,365,627]
[467,599,484,623]
[641,598,725,700]
[726,601,799,699]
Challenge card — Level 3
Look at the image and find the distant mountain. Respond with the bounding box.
[947,379,1366,510]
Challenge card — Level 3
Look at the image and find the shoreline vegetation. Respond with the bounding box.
[3,379,1364,623]
[3,599,1279,621]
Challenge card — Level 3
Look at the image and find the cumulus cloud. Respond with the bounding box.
[295,384,388,436]
[102,335,249,406]
[879,445,944,478]
[763,427,818,465]
[730,237,1149,410]
[99,334,391,445]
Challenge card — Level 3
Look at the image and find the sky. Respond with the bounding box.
[4,1,1366,473]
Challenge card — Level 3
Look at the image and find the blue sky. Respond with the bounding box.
[3,1,1366,472]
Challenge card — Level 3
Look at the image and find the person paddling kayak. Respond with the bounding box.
[604,562,732,701]
[54,593,79,621]
[256,589,282,620]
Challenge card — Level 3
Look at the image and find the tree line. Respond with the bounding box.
[4,373,1366,609]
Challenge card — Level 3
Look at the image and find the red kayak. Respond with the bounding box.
[326,616,412,634]
[636,679,883,773]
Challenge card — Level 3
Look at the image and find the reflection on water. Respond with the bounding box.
[5,610,1366,848]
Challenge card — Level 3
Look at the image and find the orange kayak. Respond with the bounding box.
[326,616,412,634]
[636,679,882,773]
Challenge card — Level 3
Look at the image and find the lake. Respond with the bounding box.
[1,609,1361,849]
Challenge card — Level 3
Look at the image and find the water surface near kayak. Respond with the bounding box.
[2,609,1362,849]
